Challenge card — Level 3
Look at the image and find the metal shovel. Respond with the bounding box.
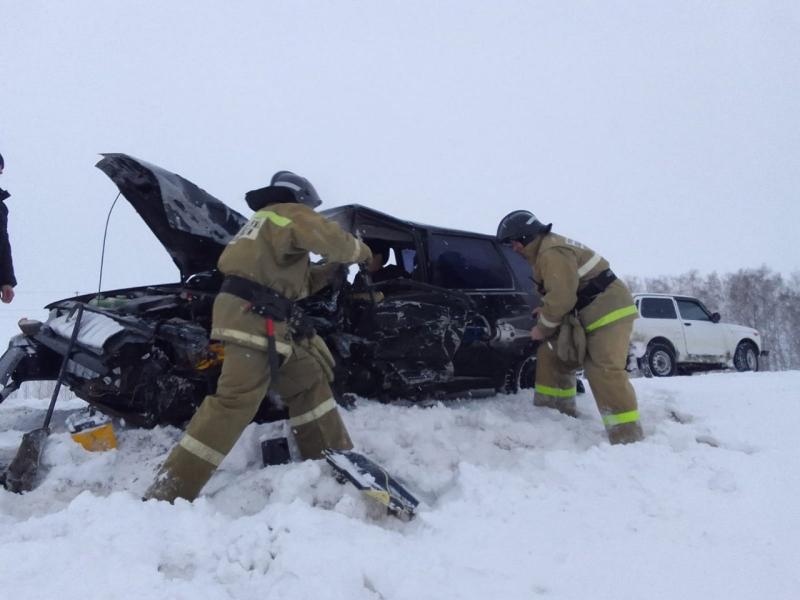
[1,305,85,493]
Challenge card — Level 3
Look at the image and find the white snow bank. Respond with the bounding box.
[1,371,798,600]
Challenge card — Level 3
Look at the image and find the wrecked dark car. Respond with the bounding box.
[0,154,540,428]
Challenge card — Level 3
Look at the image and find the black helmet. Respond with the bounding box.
[496,210,552,245]
[270,171,322,209]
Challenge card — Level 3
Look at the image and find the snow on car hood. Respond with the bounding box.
[95,154,247,280]
[48,310,125,353]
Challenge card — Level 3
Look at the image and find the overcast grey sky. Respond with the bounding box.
[1,1,798,341]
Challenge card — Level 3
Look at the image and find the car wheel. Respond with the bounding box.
[647,342,676,377]
[505,355,537,393]
[734,342,759,372]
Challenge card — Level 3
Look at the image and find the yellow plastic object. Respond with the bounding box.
[71,423,117,452]
[196,342,225,370]
[66,409,117,452]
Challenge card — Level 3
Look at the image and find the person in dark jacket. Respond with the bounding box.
[0,153,16,304]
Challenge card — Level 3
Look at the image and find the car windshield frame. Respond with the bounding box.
[675,297,714,322]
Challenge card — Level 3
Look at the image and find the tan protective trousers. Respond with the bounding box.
[533,319,643,444]
[144,341,353,502]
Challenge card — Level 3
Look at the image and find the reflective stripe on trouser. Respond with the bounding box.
[533,341,577,416]
[583,318,643,443]
[584,304,638,333]
[144,342,352,502]
[276,347,352,458]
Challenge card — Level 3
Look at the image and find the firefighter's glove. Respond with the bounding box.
[306,334,336,383]
[308,262,347,295]
[556,313,586,370]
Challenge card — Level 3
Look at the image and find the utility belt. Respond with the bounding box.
[220,275,316,385]
[220,275,293,321]
[575,268,617,311]
[220,275,317,339]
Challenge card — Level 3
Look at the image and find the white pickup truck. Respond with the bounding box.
[629,293,766,377]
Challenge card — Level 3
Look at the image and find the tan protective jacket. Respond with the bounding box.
[521,233,637,338]
[211,203,371,355]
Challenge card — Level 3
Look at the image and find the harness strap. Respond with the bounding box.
[221,275,293,386]
[575,268,617,311]
[220,275,293,320]
[266,318,281,387]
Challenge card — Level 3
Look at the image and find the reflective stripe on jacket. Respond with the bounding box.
[212,202,371,351]
[521,233,636,337]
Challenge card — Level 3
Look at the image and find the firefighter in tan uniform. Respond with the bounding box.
[497,210,644,444]
[145,171,372,502]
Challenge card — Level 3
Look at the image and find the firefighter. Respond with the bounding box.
[497,210,644,444]
[145,171,372,502]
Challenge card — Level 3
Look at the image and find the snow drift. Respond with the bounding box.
[1,372,798,600]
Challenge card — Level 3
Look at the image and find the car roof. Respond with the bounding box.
[633,292,702,302]
[321,204,498,241]
[633,292,675,297]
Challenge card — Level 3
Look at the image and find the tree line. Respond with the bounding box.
[624,266,800,371]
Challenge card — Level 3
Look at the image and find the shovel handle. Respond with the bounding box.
[0,305,86,493]
[42,305,85,430]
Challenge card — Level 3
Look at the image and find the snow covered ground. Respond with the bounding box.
[1,371,798,600]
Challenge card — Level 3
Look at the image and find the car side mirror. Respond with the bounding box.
[711,312,721,323]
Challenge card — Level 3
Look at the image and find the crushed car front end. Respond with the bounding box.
[0,155,542,433]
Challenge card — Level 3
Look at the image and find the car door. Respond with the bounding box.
[426,232,534,378]
[636,296,687,358]
[675,298,728,360]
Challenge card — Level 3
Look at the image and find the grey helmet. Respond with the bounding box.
[496,210,552,245]
[270,171,322,209]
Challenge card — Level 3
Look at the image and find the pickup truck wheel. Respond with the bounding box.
[647,342,676,377]
[734,342,759,372]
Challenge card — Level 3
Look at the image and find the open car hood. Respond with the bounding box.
[96,154,247,280]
